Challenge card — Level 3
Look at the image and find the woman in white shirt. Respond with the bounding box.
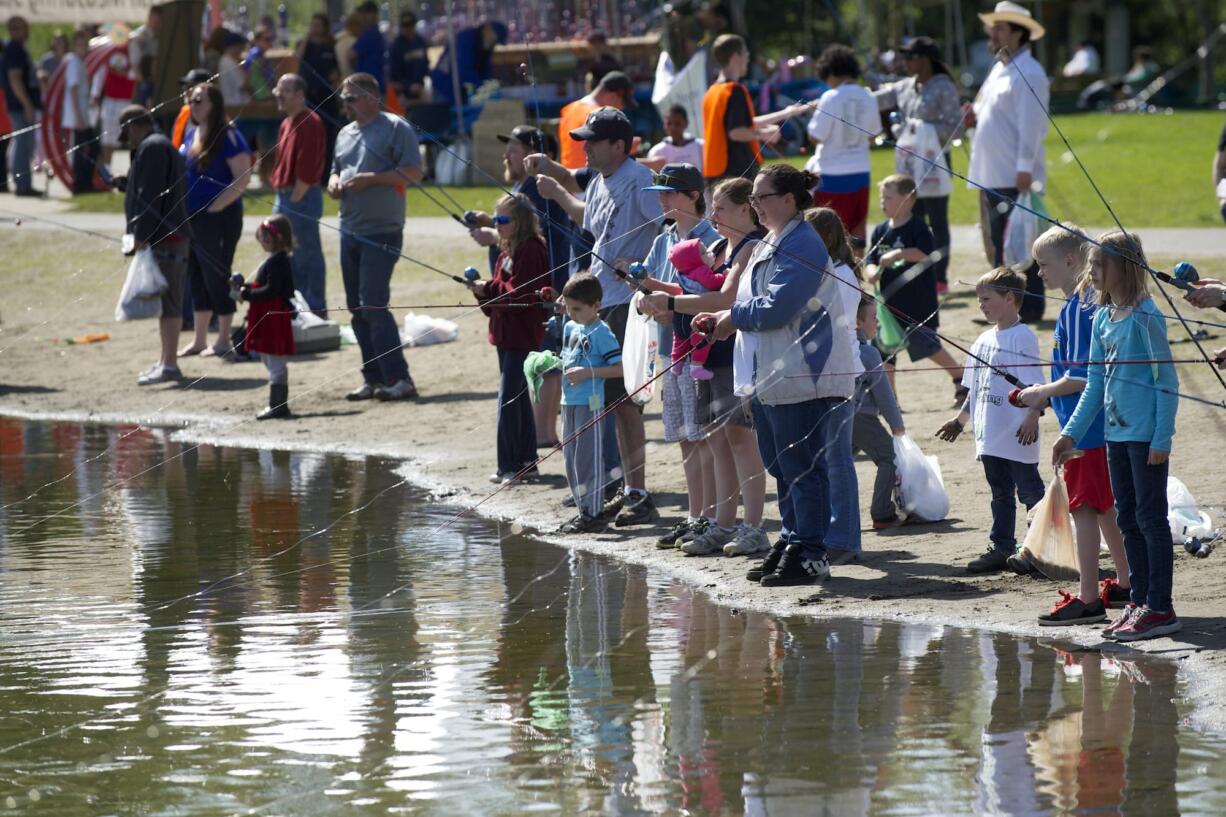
[805,45,882,242]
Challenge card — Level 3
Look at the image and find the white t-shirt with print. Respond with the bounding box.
[61,52,90,130]
[960,323,1041,464]
[646,136,704,173]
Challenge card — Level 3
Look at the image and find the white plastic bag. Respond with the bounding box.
[894,119,952,198]
[1168,476,1213,544]
[114,247,168,321]
[1019,474,1078,582]
[1002,192,1046,271]
[892,434,950,522]
[621,292,658,406]
[400,313,459,347]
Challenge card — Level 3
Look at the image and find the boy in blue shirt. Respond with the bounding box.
[559,274,624,533]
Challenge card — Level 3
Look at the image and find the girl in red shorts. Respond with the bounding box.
[1015,225,1128,625]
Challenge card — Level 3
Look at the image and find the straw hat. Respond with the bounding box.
[979,1,1045,41]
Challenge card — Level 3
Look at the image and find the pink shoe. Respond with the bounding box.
[690,364,714,381]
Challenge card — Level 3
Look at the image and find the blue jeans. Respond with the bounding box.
[981,455,1045,552]
[1107,441,1172,612]
[496,348,536,475]
[274,187,327,313]
[823,398,861,553]
[752,397,842,561]
[8,109,36,193]
[340,231,409,386]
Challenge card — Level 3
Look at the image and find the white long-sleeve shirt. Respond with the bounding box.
[968,48,1049,191]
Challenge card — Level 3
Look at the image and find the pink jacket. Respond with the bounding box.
[667,238,726,293]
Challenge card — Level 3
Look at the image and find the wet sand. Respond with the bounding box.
[3,215,1226,730]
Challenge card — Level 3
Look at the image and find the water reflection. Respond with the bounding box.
[0,419,1223,816]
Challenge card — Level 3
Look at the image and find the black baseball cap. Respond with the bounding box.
[179,68,212,87]
[899,36,950,75]
[118,104,154,141]
[642,162,703,192]
[497,125,548,153]
[595,70,637,109]
[569,107,634,146]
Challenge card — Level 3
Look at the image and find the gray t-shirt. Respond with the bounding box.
[333,112,422,236]
[582,158,664,307]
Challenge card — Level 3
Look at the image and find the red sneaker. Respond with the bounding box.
[1113,607,1182,642]
[1099,578,1131,609]
[1103,603,1140,638]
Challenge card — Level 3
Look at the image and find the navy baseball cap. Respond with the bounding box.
[643,162,703,192]
[497,125,548,153]
[569,107,634,145]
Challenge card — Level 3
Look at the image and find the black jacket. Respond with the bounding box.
[124,132,188,245]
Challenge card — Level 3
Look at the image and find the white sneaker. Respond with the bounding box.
[681,525,736,556]
[724,524,770,556]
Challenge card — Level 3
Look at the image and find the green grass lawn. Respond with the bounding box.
[69,111,1223,227]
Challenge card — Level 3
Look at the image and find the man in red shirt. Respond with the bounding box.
[271,73,328,315]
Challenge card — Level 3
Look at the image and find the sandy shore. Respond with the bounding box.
[3,212,1226,731]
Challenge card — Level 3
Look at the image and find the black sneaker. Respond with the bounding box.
[968,547,1012,574]
[1038,592,1108,627]
[746,542,787,582]
[615,492,659,527]
[656,519,696,549]
[760,545,831,587]
[1006,551,1037,575]
[601,492,625,518]
[558,513,608,534]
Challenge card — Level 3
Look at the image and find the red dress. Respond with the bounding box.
[243,252,296,357]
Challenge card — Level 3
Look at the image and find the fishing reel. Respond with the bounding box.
[1007,387,1026,408]
[626,262,649,282]
[229,273,245,301]
[1172,261,1199,290]
[692,315,717,336]
[461,211,481,227]
[463,266,481,283]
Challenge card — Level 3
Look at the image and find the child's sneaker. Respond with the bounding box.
[1099,578,1131,609]
[724,525,770,556]
[1006,550,1038,576]
[1112,606,1182,642]
[1038,591,1107,627]
[656,519,698,549]
[558,513,609,534]
[682,525,736,556]
[1103,603,1141,638]
[675,516,710,545]
[689,363,714,381]
[759,546,831,587]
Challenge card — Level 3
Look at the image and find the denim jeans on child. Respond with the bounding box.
[274,186,327,313]
[1107,441,1172,612]
[752,397,842,561]
[981,454,1045,552]
[340,231,410,387]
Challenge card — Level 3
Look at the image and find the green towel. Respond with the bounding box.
[524,350,562,401]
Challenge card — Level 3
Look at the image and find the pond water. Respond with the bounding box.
[1,418,1224,816]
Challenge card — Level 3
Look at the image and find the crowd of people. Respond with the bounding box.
[4,1,1222,645]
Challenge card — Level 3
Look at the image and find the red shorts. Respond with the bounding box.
[1064,446,1114,512]
[811,186,870,240]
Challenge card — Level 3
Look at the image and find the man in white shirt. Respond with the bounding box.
[645,104,704,172]
[1062,40,1100,77]
[967,1,1049,322]
[806,44,882,241]
[61,28,97,194]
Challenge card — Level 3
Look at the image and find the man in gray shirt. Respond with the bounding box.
[328,72,424,401]
[534,107,665,526]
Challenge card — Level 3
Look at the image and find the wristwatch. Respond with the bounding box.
[667,295,676,312]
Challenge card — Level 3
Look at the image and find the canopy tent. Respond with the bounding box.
[0,0,156,24]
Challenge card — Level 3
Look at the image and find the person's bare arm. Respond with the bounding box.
[208,152,254,212]
[1214,148,1226,200]
[536,175,585,223]
[525,153,580,194]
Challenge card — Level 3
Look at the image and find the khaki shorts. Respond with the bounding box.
[152,241,189,318]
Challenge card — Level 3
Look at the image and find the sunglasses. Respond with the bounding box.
[492,215,512,225]
[188,95,206,105]
[340,93,359,103]
[652,173,677,188]
[747,191,786,204]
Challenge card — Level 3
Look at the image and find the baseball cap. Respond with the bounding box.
[595,70,637,109]
[497,125,548,154]
[118,104,154,141]
[899,36,950,75]
[569,107,634,146]
[642,162,703,192]
[179,68,212,87]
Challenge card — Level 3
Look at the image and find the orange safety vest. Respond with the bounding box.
[701,81,761,179]
[171,104,191,149]
[558,96,598,169]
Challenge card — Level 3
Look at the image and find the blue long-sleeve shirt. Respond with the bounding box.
[1062,298,1179,452]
